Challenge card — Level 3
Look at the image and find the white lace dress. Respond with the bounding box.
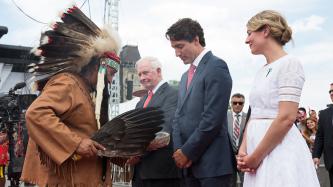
[244,55,320,187]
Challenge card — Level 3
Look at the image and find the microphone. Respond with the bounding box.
[13,82,26,91]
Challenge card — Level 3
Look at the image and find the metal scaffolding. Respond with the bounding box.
[104,0,120,119]
[104,0,120,31]
[104,1,131,185]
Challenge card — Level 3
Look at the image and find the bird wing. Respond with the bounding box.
[91,107,163,157]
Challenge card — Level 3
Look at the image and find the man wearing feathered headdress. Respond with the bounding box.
[20,6,122,186]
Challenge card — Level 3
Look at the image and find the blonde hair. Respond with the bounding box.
[247,10,292,45]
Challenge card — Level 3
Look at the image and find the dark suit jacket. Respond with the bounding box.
[227,111,247,154]
[173,51,235,178]
[313,106,333,170]
[134,82,181,179]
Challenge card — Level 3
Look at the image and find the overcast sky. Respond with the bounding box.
[0,0,332,112]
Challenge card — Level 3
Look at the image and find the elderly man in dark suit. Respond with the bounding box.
[313,83,333,186]
[227,93,247,187]
[166,18,235,187]
[127,56,182,187]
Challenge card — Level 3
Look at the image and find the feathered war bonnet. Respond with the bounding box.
[29,5,121,128]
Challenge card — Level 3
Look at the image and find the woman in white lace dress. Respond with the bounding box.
[236,10,320,187]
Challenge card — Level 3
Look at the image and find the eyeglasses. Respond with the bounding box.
[329,90,333,94]
[232,102,244,106]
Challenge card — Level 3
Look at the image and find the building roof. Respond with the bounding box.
[120,45,141,65]
[0,44,39,72]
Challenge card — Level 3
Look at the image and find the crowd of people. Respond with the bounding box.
[0,5,332,187]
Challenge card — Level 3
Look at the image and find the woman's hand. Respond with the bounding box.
[236,142,255,172]
[237,153,260,173]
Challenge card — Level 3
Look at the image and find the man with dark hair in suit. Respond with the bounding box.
[296,107,307,132]
[227,93,247,187]
[166,18,235,187]
[127,56,182,187]
[313,83,333,186]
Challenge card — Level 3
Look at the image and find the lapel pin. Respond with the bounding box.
[266,68,272,77]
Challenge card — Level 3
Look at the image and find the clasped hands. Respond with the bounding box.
[173,149,192,168]
[236,151,261,173]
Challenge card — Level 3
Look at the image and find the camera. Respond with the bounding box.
[0,82,36,187]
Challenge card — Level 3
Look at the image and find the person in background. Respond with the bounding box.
[0,131,8,187]
[313,83,333,186]
[237,10,319,186]
[309,109,318,120]
[302,117,318,152]
[227,93,247,187]
[296,107,307,132]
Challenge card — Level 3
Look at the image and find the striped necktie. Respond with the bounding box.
[232,113,241,152]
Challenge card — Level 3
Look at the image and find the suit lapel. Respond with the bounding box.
[179,74,187,104]
[137,96,146,108]
[178,51,212,112]
[240,112,246,134]
[147,82,168,107]
[227,112,233,136]
[138,83,168,108]
[329,107,333,127]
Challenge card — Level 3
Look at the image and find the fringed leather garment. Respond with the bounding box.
[21,72,112,187]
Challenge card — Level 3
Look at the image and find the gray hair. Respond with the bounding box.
[135,56,162,70]
[232,93,245,99]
